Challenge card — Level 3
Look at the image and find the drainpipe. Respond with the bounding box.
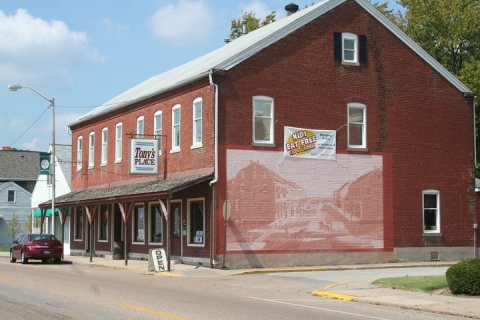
[209,70,219,268]
[474,95,478,258]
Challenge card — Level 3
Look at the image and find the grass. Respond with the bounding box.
[372,275,448,292]
[0,246,10,252]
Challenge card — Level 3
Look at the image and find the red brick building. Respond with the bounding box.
[46,0,478,268]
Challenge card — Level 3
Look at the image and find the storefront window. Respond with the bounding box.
[149,204,163,244]
[188,199,204,245]
[133,205,145,243]
[75,207,83,240]
[98,205,109,241]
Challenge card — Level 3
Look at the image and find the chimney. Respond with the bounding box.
[285,3,299,16]
[241,18,248,34]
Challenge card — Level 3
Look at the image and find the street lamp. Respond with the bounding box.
[8,84,56,236]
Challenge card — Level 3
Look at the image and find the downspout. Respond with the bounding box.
[209,70,219,268]
[474,95,478,258]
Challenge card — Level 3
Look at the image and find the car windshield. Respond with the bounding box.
[30,234,57,242]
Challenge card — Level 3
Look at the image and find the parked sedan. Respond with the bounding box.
[10,233,63,264]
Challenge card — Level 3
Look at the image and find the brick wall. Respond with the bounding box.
[215,0,475,251]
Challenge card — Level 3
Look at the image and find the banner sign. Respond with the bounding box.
[39,152,51,175]
[130,139,159,174]
[284,126,336,160]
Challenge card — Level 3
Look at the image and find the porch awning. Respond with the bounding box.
[38,173,213,209]
[33,208,71,217]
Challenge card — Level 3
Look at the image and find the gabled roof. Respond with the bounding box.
[0,150,40,181]
[70,0,471,127]
[0,181,32,196]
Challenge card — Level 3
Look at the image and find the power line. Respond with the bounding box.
[9,106,50,147]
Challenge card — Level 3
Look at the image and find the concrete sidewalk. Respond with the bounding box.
[2,252,479,318]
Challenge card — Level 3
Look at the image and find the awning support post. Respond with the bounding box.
[85,205,98,263]
[118,202,134,266]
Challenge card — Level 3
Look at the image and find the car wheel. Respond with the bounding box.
[42,258,49,264]
[54,257,61,264]
[21,251,28,264]
[9,250,16,263]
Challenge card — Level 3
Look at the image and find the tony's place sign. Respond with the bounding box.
[130,139,159,174]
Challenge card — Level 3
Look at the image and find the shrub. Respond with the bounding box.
[446,258,480,295]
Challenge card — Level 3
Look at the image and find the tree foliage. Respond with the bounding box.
[6,214,21,242]
[229,11,276,40]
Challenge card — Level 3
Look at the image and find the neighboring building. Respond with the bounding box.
[31,144,72,254]
[0,148,40,245]
[47,0,477,267]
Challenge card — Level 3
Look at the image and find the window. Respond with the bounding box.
[334,32,367,65]
[136,116,144,138]
[188,198,205,246]
[98,205,109,241]
[74,207,84,241]
[154,111,162,153]
[171,104,181,152]
[101,128,108,166]
[149,203,163,244]
[115,123,122,162]
[347,103,367,149]
[423,190,440,233]
[192,98,202,147]
[133,204,145,243]
[253,96,274,145]
[88,132,95,168]
[7,190,15,203]
[77,136,83,171]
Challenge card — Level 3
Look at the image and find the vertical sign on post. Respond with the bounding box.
[39,152,51,175]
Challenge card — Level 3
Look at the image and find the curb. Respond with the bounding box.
[312,290,357,301]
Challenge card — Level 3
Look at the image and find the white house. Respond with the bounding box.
[31,144,72,254]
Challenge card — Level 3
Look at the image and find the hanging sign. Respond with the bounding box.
[130,139,159,174]
[39,152,51,175]
[284,126,336,160]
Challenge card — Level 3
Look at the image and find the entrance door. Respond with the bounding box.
[170,202,182,257]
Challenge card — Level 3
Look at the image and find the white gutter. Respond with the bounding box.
[209,70,219,186]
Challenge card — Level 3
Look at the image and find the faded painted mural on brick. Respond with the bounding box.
[226,150,384,251]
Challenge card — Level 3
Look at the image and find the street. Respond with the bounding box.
[0,259,468,320]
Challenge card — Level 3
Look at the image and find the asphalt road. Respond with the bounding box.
[0,259,467,320]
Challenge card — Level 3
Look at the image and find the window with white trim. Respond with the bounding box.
[101,128,108,166]
[171,104,181,152]
[192,97,202,147]
[7,190,15,203]
[423,190,440,233]
[149,203,163,244]
[88,132,95,168]
[133,204,145,243]
[77,136,83,171]
[342,32,358,63]
[136,116,144,138]
[347,103,367,149]
[187,198,205,246]
[253,96,274,145]
[115,123,122,162]
[154,111,162,153]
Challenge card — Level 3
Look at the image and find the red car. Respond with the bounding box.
[10,233,63,264]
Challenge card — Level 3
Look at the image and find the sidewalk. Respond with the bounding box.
[2,252,479,318]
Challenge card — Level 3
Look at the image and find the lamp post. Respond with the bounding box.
[8,84,56,236]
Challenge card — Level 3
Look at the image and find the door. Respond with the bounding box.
[170,202,182,256]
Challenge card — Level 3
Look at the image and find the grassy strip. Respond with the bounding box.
[372,275,448,292]
[0,246,10,252]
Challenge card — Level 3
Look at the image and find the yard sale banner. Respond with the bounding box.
[284,126,336,160]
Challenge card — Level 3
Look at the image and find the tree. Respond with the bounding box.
[6,214,21,242]
[229,11,276,41]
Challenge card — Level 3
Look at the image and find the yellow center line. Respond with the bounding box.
[119,303,188,320]
[0,276,15,281]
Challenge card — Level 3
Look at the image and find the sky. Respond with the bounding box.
[0,0,402,152]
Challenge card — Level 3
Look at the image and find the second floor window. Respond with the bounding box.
[88,132,95,168]
[137,116,144,138]
[77,136,83,171]
[347,103,366,149]
[154,111,162,152]
[101,128,108,165]
[253,96,274,145]
[172,104,181,152]
[115,123,122,162]
[192,98,202,147]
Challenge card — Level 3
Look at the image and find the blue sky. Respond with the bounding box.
[0,0,402,152]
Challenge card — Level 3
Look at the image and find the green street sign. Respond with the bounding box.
[39,152,51,175]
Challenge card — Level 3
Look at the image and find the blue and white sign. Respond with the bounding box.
[130,139,159,174]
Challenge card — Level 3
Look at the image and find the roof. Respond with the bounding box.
[40,173,213,208]
[0,150,41,181]
[70,0,472,127]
